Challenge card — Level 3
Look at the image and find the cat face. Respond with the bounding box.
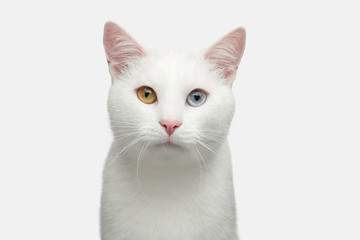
[104,22,245,151]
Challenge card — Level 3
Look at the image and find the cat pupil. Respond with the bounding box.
[194,95,200,101]
[144,88,151,98]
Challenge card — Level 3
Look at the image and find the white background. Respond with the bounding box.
[0,0,359,239]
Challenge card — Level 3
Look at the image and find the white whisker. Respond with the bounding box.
[202,129,227,134]
[194,146,209,172]
[107,136,145,166]
[136,143,150,200]
[202,135,223,144]
[113,132,140,141]
[112,124,140,128]
[186,145,203,185]
[196,139,216,154]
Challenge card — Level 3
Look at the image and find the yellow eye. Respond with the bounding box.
[137,86,157,104]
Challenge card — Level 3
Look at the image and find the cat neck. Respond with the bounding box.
[106,140,231,201]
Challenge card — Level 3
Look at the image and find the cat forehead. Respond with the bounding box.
[138,50,218,87]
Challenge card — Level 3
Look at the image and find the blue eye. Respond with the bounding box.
[187,89,207,107]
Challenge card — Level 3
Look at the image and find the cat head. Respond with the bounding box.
[103,22,245,153]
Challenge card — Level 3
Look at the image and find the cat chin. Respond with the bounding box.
[154,141,183,150]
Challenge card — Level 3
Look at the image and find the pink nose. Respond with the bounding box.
[160,120,182,136]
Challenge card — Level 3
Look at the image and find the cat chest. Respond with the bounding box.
[110,197,232,239]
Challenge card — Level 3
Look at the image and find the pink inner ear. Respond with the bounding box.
[205,28,246,83]
[103,22,145,76]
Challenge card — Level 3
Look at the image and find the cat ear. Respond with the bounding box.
[103,22,145,79]
[205,27,246,85]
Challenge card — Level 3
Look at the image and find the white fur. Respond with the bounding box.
[101,24,245,239]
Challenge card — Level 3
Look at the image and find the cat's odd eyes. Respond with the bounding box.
[186,89,207,107]
[136,86,207,107]
[137,86,157,104]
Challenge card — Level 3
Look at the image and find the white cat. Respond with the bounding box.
[101,22,246,240]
